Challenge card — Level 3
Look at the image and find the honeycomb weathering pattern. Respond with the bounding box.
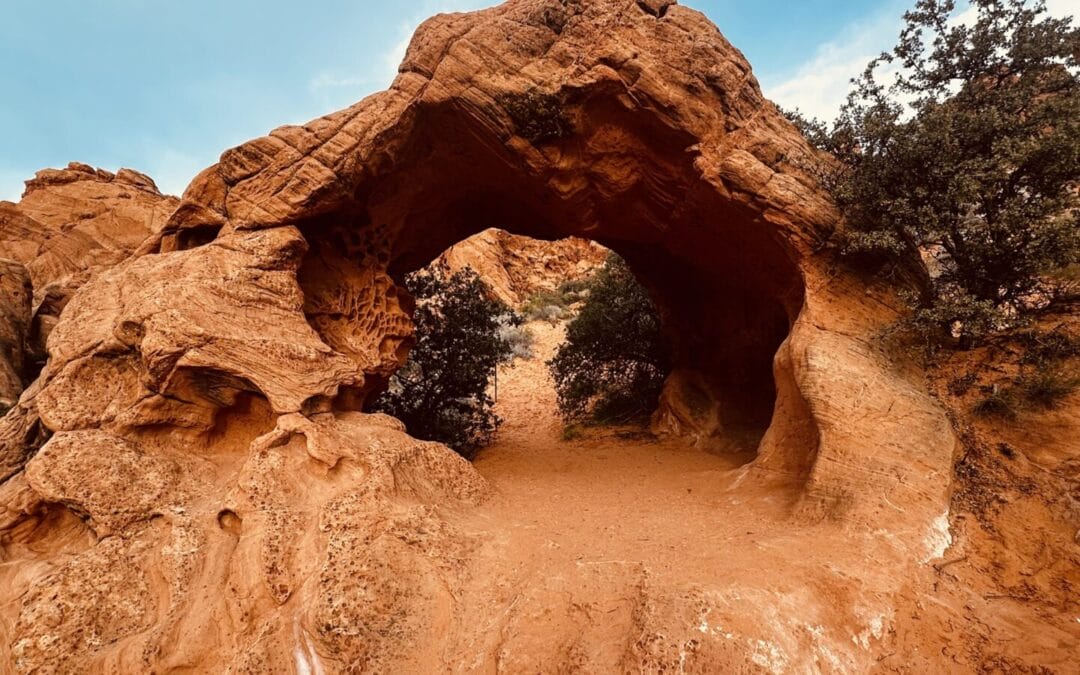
[0,1,962,671]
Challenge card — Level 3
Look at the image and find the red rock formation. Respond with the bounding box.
[0,162,179,375]
[0,1,1000,671]
[1,162,177,289]
[435,228,607,307]
[0,260,31,409]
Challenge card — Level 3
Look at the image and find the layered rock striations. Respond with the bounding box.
[0,0,1022,671]
[0,162,179,385]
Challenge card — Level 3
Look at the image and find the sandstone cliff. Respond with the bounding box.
[0,162,178,399]
[435,227,607,307]
[0,0,1074,672]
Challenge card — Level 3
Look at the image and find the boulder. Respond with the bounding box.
[0,1,967,671]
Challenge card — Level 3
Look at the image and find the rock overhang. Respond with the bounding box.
[0,1,960,670]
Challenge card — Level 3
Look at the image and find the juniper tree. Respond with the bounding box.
[371,268,514,456]
[549,254,670,423]
[803,0,1080,345]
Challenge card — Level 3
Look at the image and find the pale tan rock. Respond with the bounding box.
[0,163,180,370]
[0,162,178,293]
[435,227,607,307]
[0,0,993,672]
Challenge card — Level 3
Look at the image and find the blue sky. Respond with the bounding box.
[1,0,1075,200]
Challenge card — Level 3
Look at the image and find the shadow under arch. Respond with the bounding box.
[290,91,806,454]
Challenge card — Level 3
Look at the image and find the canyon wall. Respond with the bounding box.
[0,1,1001,672]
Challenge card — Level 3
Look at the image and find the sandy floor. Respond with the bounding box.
[425,321,938,671]
[470,320,785,597]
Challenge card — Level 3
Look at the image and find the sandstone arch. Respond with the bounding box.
[0,0,959,671]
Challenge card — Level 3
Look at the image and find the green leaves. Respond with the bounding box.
[810,0,1080,346]
[370,268,515,457]
[549,254,670,424]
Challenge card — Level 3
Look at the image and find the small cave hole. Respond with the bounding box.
[175,223,224,251]
[217,509,242,535]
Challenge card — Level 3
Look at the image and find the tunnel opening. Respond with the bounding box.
[292,93,805,456]
[357,229,672,455]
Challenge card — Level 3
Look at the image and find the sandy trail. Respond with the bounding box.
[474,321,767,573]
[436,321,863,670]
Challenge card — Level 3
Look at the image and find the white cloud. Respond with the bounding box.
[763,0,1079,122]
[760,8,904,121]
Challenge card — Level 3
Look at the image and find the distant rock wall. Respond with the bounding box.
[0,162,178,385]
[0,1,965,671]
[435,228,607,307]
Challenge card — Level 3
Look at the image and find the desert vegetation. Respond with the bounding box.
[520,277,593,323]
[369,267,518,456]
[787,0,1079,352]
[3,0,1080,671]
[969,326,1080,418]
[372,247,670,452]
[549,253,670,425]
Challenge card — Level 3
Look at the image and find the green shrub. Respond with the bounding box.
[801,0,1080,347]
[973,388,1019,420]
[947,372,978,396]
[972,362,1078,418]
[497,88,571,144]
[519,276,596,323]
[1016,368,1080,409]
[1018,328,1080,366]
[521,289,569,323]
[549,253,670,424]
[369,268,515,456]
[557,278,591,304]
[499,318,536,360]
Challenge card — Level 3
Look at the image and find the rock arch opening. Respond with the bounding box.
[291,96,804,452]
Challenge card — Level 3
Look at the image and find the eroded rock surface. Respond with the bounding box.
[2,0,1051,672]
[436,227,607,306]
[0,260,31,409]
[0,162,179,373]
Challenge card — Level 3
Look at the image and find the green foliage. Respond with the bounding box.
[972,326,1079,416]
[521,289,570,323]
[973,368,1079,417]
[520,277,594,323]
[810,0,1080,346]
[549,254,671,424]
[499,318,536,360]
[556,278,591,303]
[948,371,978,395]
[370,268,515,457]
[972,386,1019,419]
[1016,367,1080,408]
[781,107,838,152]
[1016,326,1080,364]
